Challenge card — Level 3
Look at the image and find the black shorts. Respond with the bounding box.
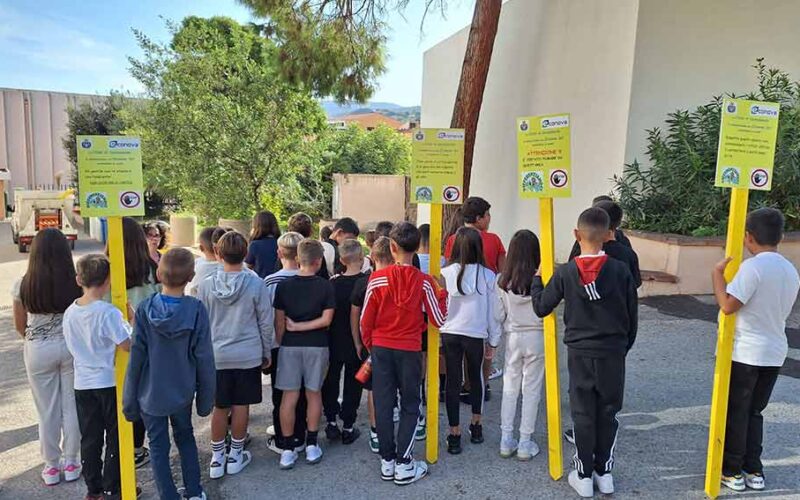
[215,367,263,408]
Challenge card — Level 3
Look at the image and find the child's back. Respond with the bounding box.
[330,273,366,358]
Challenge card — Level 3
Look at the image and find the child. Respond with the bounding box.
[712,208,800,492]
[360,222,447,485]
[440,227,501,454]
[323,239,368,444]
[287,212,331,279]
[327,217,361,275]
[63,254,132,500]
[273,239,335,468]
[532,207,637,498]
[264,232,308,455]
[123,248,216,500]
[568,196,633,260]
[187,226,220,297]
[245,210,281,279]
[496,230,545,460]
[418,223,445,276]
[197,232,273,479]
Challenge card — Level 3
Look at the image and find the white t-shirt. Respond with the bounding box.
[322,241,336,276]
[727,251,800,367]
[63,300,132,390]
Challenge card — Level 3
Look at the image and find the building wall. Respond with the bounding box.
[332,174,408,228]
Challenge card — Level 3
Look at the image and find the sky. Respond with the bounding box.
[0,0,476,106]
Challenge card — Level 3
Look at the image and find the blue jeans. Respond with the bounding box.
[141,405,202,499]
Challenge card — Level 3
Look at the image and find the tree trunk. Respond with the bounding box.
[442,0,502,237]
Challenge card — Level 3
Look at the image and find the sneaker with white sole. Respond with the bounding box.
[226,450,252,475]
[63,462,81,482]
[266,436,283,455]
[381,459,395,481]
[41,466,60,486]
[189,493,207,500]
[593,472,614,494]
[394,460,428,486]
[744,472,765,490]
[564,428,575,445]
[500,436,518,458]
[414,416,426,441]
[266,425,275,436]
[568,470,594,498]
[306,444,323,464]
[489,367,504,380]
[209,455,226,479]
[517,440,540,461]
[280,450,298,470]
[369,429,380,453]
[134,447,150,469]
[721,474,746,492]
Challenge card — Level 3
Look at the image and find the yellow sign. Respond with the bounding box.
[77,136,145,217]
[410,128,465,204]
[715,99,779,190]
[517,114,571,198]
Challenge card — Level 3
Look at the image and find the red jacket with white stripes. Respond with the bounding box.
[360,264,447,352]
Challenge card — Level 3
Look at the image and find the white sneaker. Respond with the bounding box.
[63,462,81,482]
[209,454,226,479]
[189,493,207,500]
[226,450,252,475]
[305,444,323,464]
[369,429,380,453]
[568,470,594,498]
[394,460,428,486]
[41,466,60,486]
[745,472,765,490]
[593,471,614,494]
[414,415,427,441]
[489,367,504,380]
[266,436,283,455]
[722,474,746,492]
[280,450,298,470]
[517,440,540,461]
[500,436,518,458]
[381,459,396,481]
[266,425,275,436]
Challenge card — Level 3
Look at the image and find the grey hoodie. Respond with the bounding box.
[197,269,273,370]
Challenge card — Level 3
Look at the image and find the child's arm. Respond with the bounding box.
[286,310,334,332]
[626,273,639,352]
[531,267,564,318]
[193,304,216,417]
[255,282,275,366]
[360,283,380,351]
[350,305,364,358]
[486,278,502,349]
[122,307,146,422]
[712,257,745,315]
[12,299,26,339]
[275,309,286,346]
[630,250,642,289]
[422,276,447,328]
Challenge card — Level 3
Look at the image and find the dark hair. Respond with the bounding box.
[389,222,420,253]
[746,207,784,246]
[442,208,466,251]
[375,221,394,238]
[334,217,360,237]
[298,238,325,266]
[498,230,541,296]
[19,229,81,314]
[287,213,313,238]
[212,227,234,248]
[76,254,111,288]
[117,217,156,289]
[593,200,624,231]
[419,223,431,246]
[371,236,393,264]
[449,227,485,295]
[577,207,610,243]
[159,248,195,287]
[143,221,168,250]
[364,230,377,248]
[592,194,613,205]
[462,197,491,224]
[199,226,218,251]
[217,231,248,264]
[251,211,281,241]
[320,225,333,241]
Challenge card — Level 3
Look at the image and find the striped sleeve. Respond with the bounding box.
[422,276,447,328]
[360,276,388,350]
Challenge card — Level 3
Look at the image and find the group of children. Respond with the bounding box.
[11,192,799,499]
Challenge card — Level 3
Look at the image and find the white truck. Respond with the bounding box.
[11,190,78,253]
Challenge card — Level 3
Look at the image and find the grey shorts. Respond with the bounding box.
[275,346,329,392]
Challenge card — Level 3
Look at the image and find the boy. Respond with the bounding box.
[123,248,215,500]
[187,226,219,296]
[323,239,368,443]
[712,208,799,492]
[532,207,638,498]
[197,232,273,479]
[273,239,336,469]
[264,232,308,455]
[594,200,641,287]
[418,223,445,276]
[361,222,447,485]
[63,254,132,500]
[568,196,633,260]
[286,212,331,279]
[327,217,361,275]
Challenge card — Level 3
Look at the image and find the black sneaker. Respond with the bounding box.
[447,434,462,455]
[484,384,491,402]
[469,423,484,444]
[564,428,575,445]
[459,388,471,405]
[134,448,150,468]
[341,428,361,445]
[325,422,341,441]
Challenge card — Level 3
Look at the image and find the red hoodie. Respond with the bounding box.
[360,264,447,351]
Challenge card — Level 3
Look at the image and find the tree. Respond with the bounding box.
[326,124,411,175]
[124,17,328,222]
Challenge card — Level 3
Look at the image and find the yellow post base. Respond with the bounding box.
[540,198,564,480]
[426,203,443,463]
[704,188,749,499]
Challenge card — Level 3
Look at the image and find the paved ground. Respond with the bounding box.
[0,240,798,499]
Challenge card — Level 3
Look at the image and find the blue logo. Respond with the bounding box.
[80,139,92,149]
[726,102,737,114]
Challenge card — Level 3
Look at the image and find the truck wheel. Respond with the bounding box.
[69,240,76,250]
[18,241,27,253]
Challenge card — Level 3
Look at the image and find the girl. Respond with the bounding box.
[440,227,501,454]
[11,229,82,486]
[245,210,281,278]
[496,230,544,460]
[142,221,163,266]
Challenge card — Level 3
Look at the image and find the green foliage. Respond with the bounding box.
[63,94,126,187]
[325,124,411,175]
[616,59,800,235]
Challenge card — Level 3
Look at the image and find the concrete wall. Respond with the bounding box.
[332,174,408,227]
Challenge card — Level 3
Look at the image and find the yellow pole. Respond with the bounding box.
[426,203,443,463]
[704,187,749,498]
[108,216,137,499]
[540,197,563,481]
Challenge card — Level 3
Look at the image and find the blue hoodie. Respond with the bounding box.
[123,294,216,420]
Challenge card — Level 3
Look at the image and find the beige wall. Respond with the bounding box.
[332,174,407,227]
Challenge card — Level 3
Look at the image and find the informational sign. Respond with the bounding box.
[411,128,465,204]
[715,98,780,191]
[77,136,145,216]
[517,114,571,198]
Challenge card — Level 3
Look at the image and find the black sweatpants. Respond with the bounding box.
[75,387,120,496]
[442,333,484,427]
[322,356,363,428]
[723,361,780,476]
[372,346,422,464]
[133,420,146,449]
[568,349,625,479]
[270,347,307,447]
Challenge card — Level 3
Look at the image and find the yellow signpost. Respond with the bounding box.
[517,113,572,480]
[411,128,464,463]
[704,98,780,499]
[77,135,145,500]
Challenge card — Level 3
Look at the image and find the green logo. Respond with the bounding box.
[415,186,433,202]
[86,192,108,208]
[521,172,544,193]
[721,167,740,185]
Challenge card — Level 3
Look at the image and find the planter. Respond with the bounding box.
[218,218,251,237]
[170,214,197,247]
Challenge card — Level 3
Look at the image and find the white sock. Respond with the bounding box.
[520,433,531,442]
[502,431,514,441]
[230,437,245,458]
[211,440,225,463]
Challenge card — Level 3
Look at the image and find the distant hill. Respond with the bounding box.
[322,100,420,123]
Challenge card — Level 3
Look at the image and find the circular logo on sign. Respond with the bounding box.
[415,186,433,203]
[721,167,740,186]
[80,139,92,149]
[519,120,529,132]
[414,131,425,141]
[726,101,737,114]
[442,186,461,203]
[86,192,107,208]
[751,169,769,188]
[120,191,141,209]
[521,171,544,193]
[550,169,568,188]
